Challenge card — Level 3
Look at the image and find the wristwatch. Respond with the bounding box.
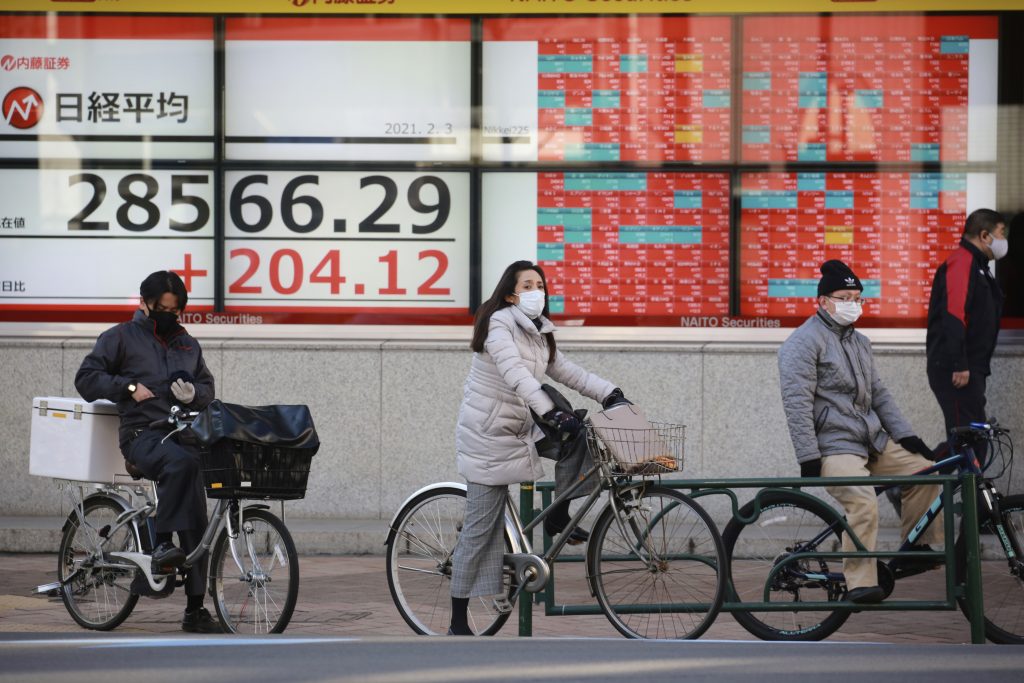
[127,382,137,396]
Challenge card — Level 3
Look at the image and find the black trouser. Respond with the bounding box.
[927,365,988,437]
[124,429,209,597]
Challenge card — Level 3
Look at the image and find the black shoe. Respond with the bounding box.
[182,607,222,634]
[847,586,885,604]
[447,624,474,636]
[890,544,943,579]
[543,518,589,545]
[151,542,186,575]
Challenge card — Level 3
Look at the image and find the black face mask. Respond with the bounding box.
[148,309,180,337]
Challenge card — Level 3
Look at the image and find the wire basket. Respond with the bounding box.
[200,439,315,500]
[586,421,685,477]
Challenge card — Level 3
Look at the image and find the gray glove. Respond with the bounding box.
[171,378,196,404]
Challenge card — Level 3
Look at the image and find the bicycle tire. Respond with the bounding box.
[58,496,141,631]
[955,493,1024,644]
[209,507,299,634]
[386,486,514,636]
[588,485,726,639]
[722,489,850,641]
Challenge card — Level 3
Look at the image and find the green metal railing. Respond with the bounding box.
[517,474,986,643]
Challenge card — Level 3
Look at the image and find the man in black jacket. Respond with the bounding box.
[926,209,1007,438]
[75,271,220,633]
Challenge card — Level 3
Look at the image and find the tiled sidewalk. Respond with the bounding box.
[0,553,977,643]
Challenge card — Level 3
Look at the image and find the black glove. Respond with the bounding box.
[543,409,582,437]
[602,388,632,409]
[899,435,936,461]
[800,459,822,478]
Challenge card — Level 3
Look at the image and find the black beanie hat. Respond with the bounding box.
[817,259,863,296]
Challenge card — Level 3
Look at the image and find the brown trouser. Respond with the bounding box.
[821,439,944,590]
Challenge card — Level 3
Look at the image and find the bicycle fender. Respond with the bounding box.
[385,481,523,554]
[61,492,135,532]
[388,481,467,532]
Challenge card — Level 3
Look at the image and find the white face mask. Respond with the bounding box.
[515,289,546,319]
[830,300,863,326]
[989,237,1008,261]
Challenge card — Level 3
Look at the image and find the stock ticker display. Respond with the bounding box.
[0,12,1004,325]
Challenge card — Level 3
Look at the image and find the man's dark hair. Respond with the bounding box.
[139,271,188,311]
[963,208,1006,239]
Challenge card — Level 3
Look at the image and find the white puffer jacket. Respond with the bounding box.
[455,305,617,486]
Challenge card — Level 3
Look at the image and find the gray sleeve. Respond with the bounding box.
[777,335,823,464]
[74,327,129,402]
[866,341,913,440]
[483,316,555,416]
[546,350,616,404]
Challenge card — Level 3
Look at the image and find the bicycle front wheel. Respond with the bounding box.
[386,486,513,636]
[588,485,726,639]
[58,496,141,631]
[956,493,1024,643]
[209,507,299,634]
[721,490,849,641]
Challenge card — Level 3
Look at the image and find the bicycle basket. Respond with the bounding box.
[192,400,320,500]
[201,440,315,500]
[586,421,685,476]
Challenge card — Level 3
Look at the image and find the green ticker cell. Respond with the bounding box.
[539,54,592,73]
[565,108,593,126]
[538,90,565,108]
[564,230,593,244]
[564,172,645,191]
[619,225,702,244]
[537,207,592,228]
[537,243,565,262]
[620,54,648,73]
[592,90,621,108]
[562,144,621,161]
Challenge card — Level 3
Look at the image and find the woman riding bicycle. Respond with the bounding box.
[448,260,629,635]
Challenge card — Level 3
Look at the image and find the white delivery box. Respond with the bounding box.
[29,397,131,483]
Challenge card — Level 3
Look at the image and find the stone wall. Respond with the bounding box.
[1,325,1021,552]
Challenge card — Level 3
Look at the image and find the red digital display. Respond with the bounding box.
[485,16,732,162]
[536,172,730,319]
[739,172,978,323]
[741,15,998,162]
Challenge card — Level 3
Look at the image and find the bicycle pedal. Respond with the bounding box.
[492,597,513,614]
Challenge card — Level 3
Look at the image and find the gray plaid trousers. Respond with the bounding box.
[450,482,507,599]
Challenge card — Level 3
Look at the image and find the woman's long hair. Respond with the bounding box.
[471,260,556,363]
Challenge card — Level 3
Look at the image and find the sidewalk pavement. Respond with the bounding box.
[0,553,979,643]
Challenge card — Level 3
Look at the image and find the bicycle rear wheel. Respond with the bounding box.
[386,486,513,636]
[58,496,141,631]
[209,507,299,634]
[588,485,726,639]
[721,490,850,641]
[956,493,1024,643]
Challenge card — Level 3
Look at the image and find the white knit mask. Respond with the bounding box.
[515,290,545,319]
[832,300,862,326]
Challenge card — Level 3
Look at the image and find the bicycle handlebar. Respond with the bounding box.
[147,405,201,431]
[950,421,1009,437]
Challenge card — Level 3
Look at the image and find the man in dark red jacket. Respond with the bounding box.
[926,209,1007,438]
[75,271,220,633]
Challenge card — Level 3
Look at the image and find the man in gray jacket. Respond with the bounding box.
[778,260,942,604]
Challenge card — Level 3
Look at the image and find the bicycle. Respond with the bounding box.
[385,417,727,639]
[722,421,1020,643]
[37,402,318,635]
